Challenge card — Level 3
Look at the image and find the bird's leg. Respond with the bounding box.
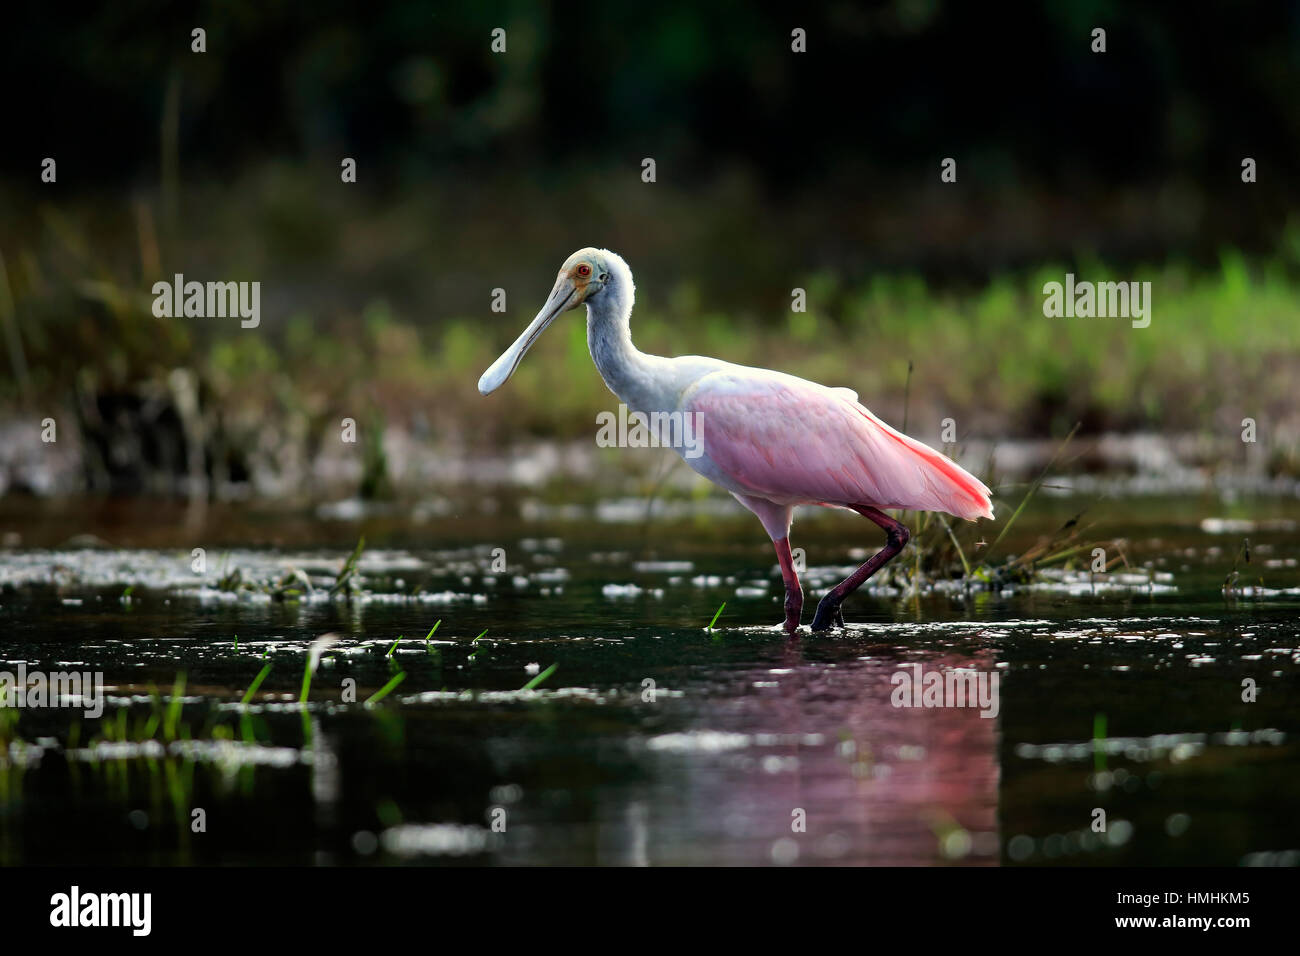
[773,537,803,633]
[810,506,911,632]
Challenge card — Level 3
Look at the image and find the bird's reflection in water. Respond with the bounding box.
[620,640,1000,866]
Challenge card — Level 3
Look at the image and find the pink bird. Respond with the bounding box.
[479,248,993,632]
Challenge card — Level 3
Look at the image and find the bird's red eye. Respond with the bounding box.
[577,264,591,277]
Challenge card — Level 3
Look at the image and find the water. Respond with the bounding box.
[1,493,1297,866]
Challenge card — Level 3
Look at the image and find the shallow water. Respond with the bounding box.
[0,493,1297,866]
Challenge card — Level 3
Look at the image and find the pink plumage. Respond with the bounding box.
[682,370,993,521]
[480,247,994,631]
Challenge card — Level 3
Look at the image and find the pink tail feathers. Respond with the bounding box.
[863,408,994,521]
[912,439,994,520]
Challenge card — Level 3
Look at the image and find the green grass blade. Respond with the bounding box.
[298,658,313,704]
[164,672,186,740]
[364,671,407,707]
[331,535,366,595]
[986,421,1080,561]
[521,663,557,691]
[240,663,273,706]
[706,602,726,630]
[937,515,971,578]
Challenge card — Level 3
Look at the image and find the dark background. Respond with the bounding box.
[1,0,1297,498]
[10,1,1298,269]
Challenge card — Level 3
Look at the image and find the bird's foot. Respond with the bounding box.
[782,589,804,634]
[810,596,846,632]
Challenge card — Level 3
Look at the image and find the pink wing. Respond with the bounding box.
[683,370,993,520]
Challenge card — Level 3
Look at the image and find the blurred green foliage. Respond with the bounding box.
[2,1,1299,492]
[3,177,1299,453]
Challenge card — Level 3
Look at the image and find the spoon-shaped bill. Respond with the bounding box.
[478,274,578,395]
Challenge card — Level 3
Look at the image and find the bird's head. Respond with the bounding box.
[478,247,623,395]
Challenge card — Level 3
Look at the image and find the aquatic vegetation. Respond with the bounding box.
[299,633,339,703]
[364,672,407,707]
[520,663,557,691]
[705,602,726,632]
[0,500,1296,866]
[1093,713,1108,773]
[331,536,367,600]
[241,664,273,706]
[888,424,1126,596]
[1222,538,1257,597]
[164,673,186,740]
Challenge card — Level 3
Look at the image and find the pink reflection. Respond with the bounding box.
[643,642,1000,865]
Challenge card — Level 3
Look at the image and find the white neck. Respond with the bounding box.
[585,259,666,413]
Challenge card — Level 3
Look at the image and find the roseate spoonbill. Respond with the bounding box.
[479,248,993,632]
